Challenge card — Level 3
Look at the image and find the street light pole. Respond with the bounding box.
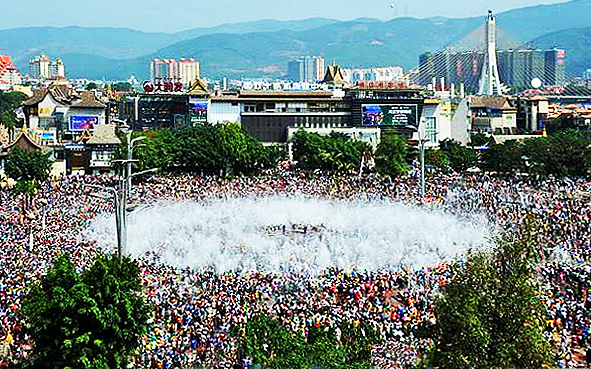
[420,139,425,198]
[406,125,427,198]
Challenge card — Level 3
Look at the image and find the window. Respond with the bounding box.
[424,117,437,143]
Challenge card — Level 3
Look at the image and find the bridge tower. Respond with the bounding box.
[478,10,503,95]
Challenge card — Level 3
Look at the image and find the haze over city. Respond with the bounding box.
[0,0,572,32]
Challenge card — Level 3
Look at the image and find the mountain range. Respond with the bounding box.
[1,0,590,81]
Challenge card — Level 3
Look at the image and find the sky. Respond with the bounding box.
[0,0,571,33]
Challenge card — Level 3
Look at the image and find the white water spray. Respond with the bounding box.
[84,196,490,273]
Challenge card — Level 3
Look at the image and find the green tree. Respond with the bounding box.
[5,146,52,183]
[423,222,553,369]
[239,315,380,369]
[424,148,450,171]
[440,139,478,173]
[481,139,525,175]
[291,129,369,172]
[0,91,27,133]
[374,132,410,177]
[545,130,591,177]
[21,253,151,369]
[85,82,98,91]
[112,82,132,92]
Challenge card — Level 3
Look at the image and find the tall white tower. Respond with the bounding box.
[478,10,502,95]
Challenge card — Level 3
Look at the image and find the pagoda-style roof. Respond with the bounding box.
[4,130,43,151]
[187,78,209,95]
[71,91,107,109]
[23,84,75,106]
[87,124,121,145]
[323,64,346,85]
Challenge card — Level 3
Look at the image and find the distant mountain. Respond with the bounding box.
[526,26,591,77]
[173,18,338,40]
[3,0,591,80]
[0,27,173,66]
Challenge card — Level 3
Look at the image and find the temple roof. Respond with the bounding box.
[87,124,121,145]
[4,130,43,151]
[71,91,106,109]
[323,64,346,85]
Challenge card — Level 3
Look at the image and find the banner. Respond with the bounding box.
[361,104,418,127]
[69,116,98,131]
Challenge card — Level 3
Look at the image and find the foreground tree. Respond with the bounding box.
[439,139,478,173]
[292,129,370,172]
[422,220,552,368]
[5,146,52,183]
[374,132,410,177]
[239,315,380,369]
[21,253,151,369]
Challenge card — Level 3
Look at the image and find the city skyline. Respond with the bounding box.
[0,0,571,33]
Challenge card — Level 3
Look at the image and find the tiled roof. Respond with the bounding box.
[87,124,121,145]
[470,96,515,110]
[72,92,106,108]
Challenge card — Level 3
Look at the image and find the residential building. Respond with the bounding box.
[342,66,404,83]
[469,95,517,134]
[545,49,566,86]
[29,54,65,79]
[86,124,121,174]
[150,58,200,87]
[287,56,325,82]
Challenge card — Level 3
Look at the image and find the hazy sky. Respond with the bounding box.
[0,0,570,33]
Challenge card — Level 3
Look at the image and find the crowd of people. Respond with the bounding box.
[1,169,591,368]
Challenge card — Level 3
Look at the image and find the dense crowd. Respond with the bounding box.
[1,169,591,368]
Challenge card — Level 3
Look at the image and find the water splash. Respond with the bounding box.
[84,196,490,273]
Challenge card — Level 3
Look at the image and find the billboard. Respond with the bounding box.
[69,116,98,131]
[189,98,208,124]
[361,104,418,127]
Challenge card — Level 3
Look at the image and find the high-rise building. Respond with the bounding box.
[545,49,566,86]
[150,58,200,87]
[29,54,65,79]
[50,58,66,79]
[287,56,325,82]
[497,49,544,88]
[418,48,566,92]
[29,54,50,79]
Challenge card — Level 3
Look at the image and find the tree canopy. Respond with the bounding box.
[374,132,410,177]
[422,221,553,369]
[5,146,52,183]
[481,131,591,177]
[21,253,151,369]
[238,315,381,369]
[117,123,283,176]
[291,129,370,172]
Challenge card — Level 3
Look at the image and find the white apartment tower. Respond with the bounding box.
[29,54,50,79]
[29,54,65,79]
[150,58,200,87]
[478,10,502,95]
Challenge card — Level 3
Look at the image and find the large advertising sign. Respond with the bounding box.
[189,98,208,124]
[69,116,98,131]
[361,104,418,127]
